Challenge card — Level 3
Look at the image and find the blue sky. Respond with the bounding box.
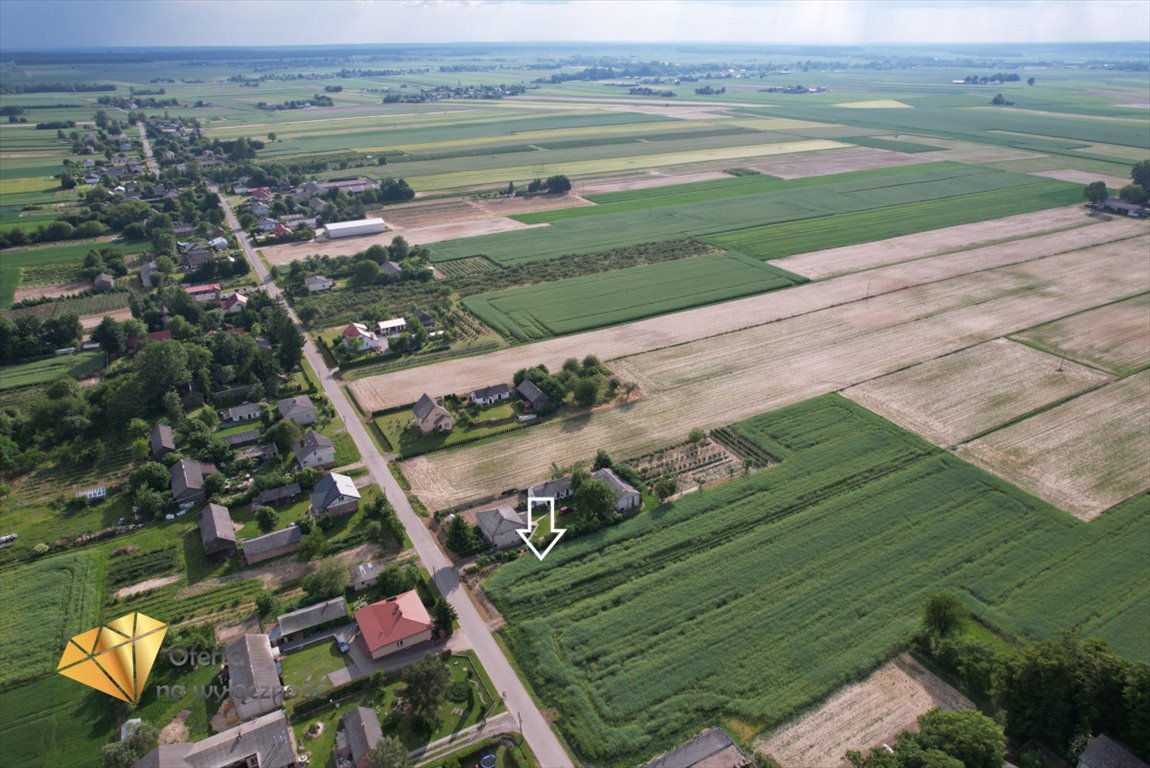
[0,0,1147,49]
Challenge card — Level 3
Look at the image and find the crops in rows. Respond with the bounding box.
[1013,293,1150,377]
[0,352,104,391]
[464,252,803,340]
[106,546,180,589]
[485,395,1150,766]
[3,291,130,321]
[104,578,264,624]
[0,551,103,688]
[433,256,501,278]
[843,135,945,153]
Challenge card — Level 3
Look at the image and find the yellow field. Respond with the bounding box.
[0,176,60,194]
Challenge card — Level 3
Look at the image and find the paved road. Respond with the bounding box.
[215,193,573,768]
[137,122,159,178]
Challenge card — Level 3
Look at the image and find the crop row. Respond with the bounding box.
[105,578,263,624]
[106,546,180,588]
[433,256,500,277]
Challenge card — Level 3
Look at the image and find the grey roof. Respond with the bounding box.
[1079,735,1150,768]
[170,458,206,498]
[310,472,360,511]
[292,430,334,461]
[254,483,301,506]
[476,505,528,543]
[471,383,511,401]
[645,727,753,768]
[219,428,261,447]
[224,402,261,420]
[342,706,383,764]
[226,634,280,699]
[94,272,115,288]
[381,260,402,276]
[199,503,236,547]
[242,526,302,557]
[277,596,348,637]
[276,395,315,420]
[529,477,572,499]
[592,467,639,498]
[169,710,294,768]
[412,393,438,420]
[414,309,435,328]
[130,744,194,768]
[516,379,551,407]
[150,424,175,455]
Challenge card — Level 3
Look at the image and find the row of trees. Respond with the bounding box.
[1082,160,1150,206]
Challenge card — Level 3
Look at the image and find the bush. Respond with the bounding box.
[448,680,470,702]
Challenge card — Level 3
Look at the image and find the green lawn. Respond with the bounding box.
[281,640,349,704]
[486,394,1150,766]
[0,672,119,768]
[0,238,151,308]
[375,404,531,458]
[0,352,104,390]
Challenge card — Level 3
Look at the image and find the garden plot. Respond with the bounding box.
[1013,293,1150,376]
[843,339,1112,447]
[399,236,1148,510]
[756,655,973,768]
[958,371,1150,520]
[742,145,935,178]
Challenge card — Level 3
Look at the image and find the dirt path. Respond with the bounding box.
[12,280,88,303]
[114,573,181,598]
[158,710,191,745]
[177,542,384,597]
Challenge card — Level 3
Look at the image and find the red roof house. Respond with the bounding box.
[353,590,434,660]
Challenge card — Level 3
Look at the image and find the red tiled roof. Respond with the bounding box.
[354,590,433,653]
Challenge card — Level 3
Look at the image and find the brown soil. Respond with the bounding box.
[114,573,181,598]
[745,145,936,179]
[580,170,733,195]
[158,710,191,745]
[80,307,132,329]
[214,611,263,645]
[1013,293,1150,375]
[12,281,89,303]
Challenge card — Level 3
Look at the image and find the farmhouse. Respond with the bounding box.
[272,596,348,646]
[209,236,230,251]
[324,217,387,239]
[310,472,361,516]
[471,383,512,406]
[179,244,211,271]
[375,317,408,337]
[293,431,336,469]
[304,274,335,292]
[1101,197,1148,217]
[380,260,403,278]
[219,429,261,448]
[337,706,384,768]
[592,467,642,512]
[644,727,754,768]
[139,260,159,290]
[198,503,237,562]
[528,477,574,501]
[277,395,317,426]
[150,423,175,460]
[1077,735,1149,768]
[129,710,296,768]
[476,505,529,549]
[413,393,454,434]
[242,526,302,565]
[253,482,301,507]
[248,186,273,201]
[222,402,262,423]
[342,322,386,353]
[170,458,216,508]
[249,201,269,217]
[224,634,282,721]
[354,590,435,661]
[516,379,552,411]
[222,293,248,314]
[93,273,115,292]
[183,283,221,303]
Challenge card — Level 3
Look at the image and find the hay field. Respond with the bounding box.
[1031,168,1134,189]
[1013,293,1150,376]
[756,655,973,768]
[958,371,1150,520]
[742,145,936,178]
[842,339,1112,447]
[398,234,1148,510]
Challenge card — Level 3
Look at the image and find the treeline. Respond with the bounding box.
[0,82,116,94]
[0,314,82,361]
[962,73,1022,84]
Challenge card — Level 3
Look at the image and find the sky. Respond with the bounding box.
[0,0,1148,50]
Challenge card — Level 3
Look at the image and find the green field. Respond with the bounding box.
[464,252,804,340]
[0,352,104,391]
[485,395,1150,766]
[0,238,150,308]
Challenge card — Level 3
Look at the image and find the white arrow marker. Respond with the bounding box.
[517,496,567,561]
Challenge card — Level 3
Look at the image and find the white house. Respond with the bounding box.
[470,383,512,406]
[305,274,335,293]
[222,293,248,314]
[342,322,386,353]
[292,431,335,470]
[592,467,641,512]
[375,317,407,337]
[310,472,361,516]
[476,505,530,550]
[209,236,230,251]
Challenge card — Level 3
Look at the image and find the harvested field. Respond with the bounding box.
[80,306,132,329]
[378,198,489,229]
[12,280,88,303]
[1013,294,1150,376]
[890,136,1046,164]
[843,339,1112,447]
[741,145,936,179]
[776,204,1118,280]
[755,655,973,768]
[835,99,912,109]
[1031,168,1133,189]
[396,217,547,245]
[579,170,732,195]
[396,234,1149,510]
[958,371,1150,520]
[470,193,595,216]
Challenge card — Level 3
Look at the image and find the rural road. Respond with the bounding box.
[215,192,574,768]
[137,122,159,178]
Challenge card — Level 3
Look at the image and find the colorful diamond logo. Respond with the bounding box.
[57,612,167,703]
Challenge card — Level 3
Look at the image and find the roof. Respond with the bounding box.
[222,293,248,310]
[516,379,551,407]
[376,317,407,333]
[150,423,175,454]
[254,483,301,506]
[472,383,511,400]
[412,393,439,420]
[133,710,295,768]
[277,596,348,637]
[277,395,315,419]
[310,472,361,511]
[292,430,334,460]
[325,217,385,234]
[224,402,261,419]
[476,505,528,542]
[1079,735,1150,768]
[199,503,236,546]
[170,458,206,497]
[529,477,572,499]
[243,526,302,557]
[381,260,403,276]
[342,706,383,764]
[343,322,376,340]
[592,467,639,498]
[645,728,754,768]
[354,590,434,653]
[219,428,261,447]
[304,274,333,287]
[184,283,221,295]
[226,634,279,698]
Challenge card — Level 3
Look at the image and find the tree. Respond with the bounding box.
[402,654,450,723]
[1083,181,1108,206]
[916,709,1005,768]
[654,475,678,501]
[203,471,226,500]
[255,591,275,616]
[572,377,600,408]
[445,514,478,555]
[545,174,572,193]
[130,461,170,493]
[350,259,381,287]
[265,418,301,454]
[135,341,191,410]
[254,505,279,534]
[433,598,456,636]
[1118,183,1147,204]
[302,556,350,600]
[994,638,1077,750]
[366,735,412,768]
[1027,77,1036,86]
[688,427,706,443]
[573,477,615,523]
[923,592,967,637]
[1131,159,1150,190]
[101,742,137,768]
[91,315,127,359]
[593,449,613,470]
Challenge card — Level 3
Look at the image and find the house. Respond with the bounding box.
[213,383,255,404]
[516,379,552,411]
[273,596,348,646]
[219,429,261,448]
[412,393,454,434]
[277,395,317,426]
[272,222,294,238]
[248,186,273,201]
[380,260,403,278]
[180,244,212,271]
[337,707,383,768]
[292,431,336,469]
[243,526,302,565]
[528,477,573,501]
[130,710,297,768]
[323,218,387,239]
[222,293,248,314]
[470,383,511,406]
[255,218,278,233]
[209,236,229,251]
[354,590,434,661]
[644,727,753,768]
[170,458,216,508]
[93,273,115,292]
[199,503,237,562]
[476,505,529,550]
[342,322,385,353]
[298,180,325,198]
[307,196,328,213]
[304,274,335,293]
[1078,735,1149,768]
[249,201,269,218]
[592,467,641,512]
[222,402,262,423]
[375,317,407,337]
[414,310,436,330]
[183,283,221,303]
[310,472,360,516]
[139,260,159,290]
[150,424,175,460]
[253,482,301,507]
[351,561,380,591]
[224,634,282,721]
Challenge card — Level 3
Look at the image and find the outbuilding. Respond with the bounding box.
[323,218,387,239]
